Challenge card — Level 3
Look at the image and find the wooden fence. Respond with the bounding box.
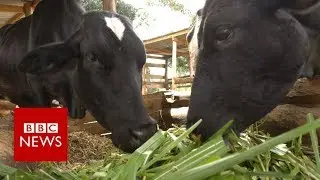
[142,54,194,95]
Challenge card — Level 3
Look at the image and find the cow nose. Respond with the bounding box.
[111,117,157,153]
[130,118,157,148]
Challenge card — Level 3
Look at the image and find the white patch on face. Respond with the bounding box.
[104,16,126,41]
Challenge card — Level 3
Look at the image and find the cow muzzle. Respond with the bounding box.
[111,117,157,153]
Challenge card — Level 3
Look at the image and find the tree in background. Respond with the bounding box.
[145,0,191,16]
[167,56,190,77]
[146,0,195,76]
[81,0,150,28]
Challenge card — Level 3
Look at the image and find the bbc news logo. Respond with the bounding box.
[14,108,68,162]
[20,123,62,148]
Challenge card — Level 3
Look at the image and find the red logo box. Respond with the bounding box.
[14,108,68,162]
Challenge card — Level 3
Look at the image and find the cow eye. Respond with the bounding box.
[215,26,233,42]
[86,52,98,62]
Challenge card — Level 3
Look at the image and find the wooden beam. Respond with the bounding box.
[5,13,24,25]
[145,63,166,68]
[103,0,116,12]
[146,48,189,57]
[23,2,33,16]
[0,4,23,13]
[143,82,167,89]
[31,0,41,8]
[174,38,188,47]
[144,29,189,45]
[142,65,147,95]
[164,58,169,90]
[145,74,165,79]
[147,55,167,60]
[146,45,188,54]
[173,77,194,84]
[172,38,177,90]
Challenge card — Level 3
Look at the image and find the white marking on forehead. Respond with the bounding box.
[104,16,125,41]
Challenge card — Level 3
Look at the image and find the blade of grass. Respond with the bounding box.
[152,125,232,179]
[233,165,294,179]
[116,130,167,180]
[138,119,202,173]
[38,169,58,180]
[0,164,18,176]
[307,113,320,171]
[163,117,320,180]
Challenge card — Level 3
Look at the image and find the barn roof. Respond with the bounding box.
[143,28,190,57]
[0,0,39,28]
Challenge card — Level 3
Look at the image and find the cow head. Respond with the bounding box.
[19,11,157,152]
[187,0,312,141]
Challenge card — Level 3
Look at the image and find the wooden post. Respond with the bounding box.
[164,57,169,90]
[171,38,177,90]
[142,65,147,95]
[103,0,117,12]
[23,2,33,17]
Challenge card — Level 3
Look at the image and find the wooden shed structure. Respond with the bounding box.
[142,28,194,94]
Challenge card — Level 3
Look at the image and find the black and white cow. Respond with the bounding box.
[1,0,157,152]
[0,0,86,118]
[186,0,320,141]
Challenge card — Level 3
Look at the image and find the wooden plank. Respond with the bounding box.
[172,38,177,90]
[23,2,33,16]
[31,0,41,8]
[144,29,189,45]
[143,81,167,85]
[0,4,23,13]
[174,37,188,47]
[147,54,166,59]
[147,54,171,60]
[143,82,166,89]
[173,77,194,84]
[145,74,165,79]
[146,47,189,57]
[142,65,147,95]
[145,63,166,68]
[5,13,24,25]
[164,58,169,90]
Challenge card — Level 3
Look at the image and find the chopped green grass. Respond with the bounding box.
[1,115,320,180]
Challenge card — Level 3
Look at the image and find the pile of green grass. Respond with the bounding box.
[1,113,320,180]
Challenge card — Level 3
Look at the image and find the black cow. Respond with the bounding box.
[186,0,320,141]
[1,0,157,152]
[0,0,86,118]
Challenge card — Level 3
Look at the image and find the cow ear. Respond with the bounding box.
[19,32,81,75]
[261,0,318,13]
[186,26,195,44]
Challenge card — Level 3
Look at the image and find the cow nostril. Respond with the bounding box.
[131,123,157,141]
[132,129,144,139]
